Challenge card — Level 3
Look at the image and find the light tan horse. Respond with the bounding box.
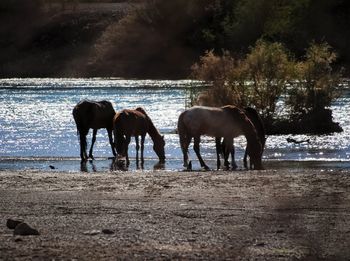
[72,100,116,162]
[178,105,263,170]
[113,107,165,167]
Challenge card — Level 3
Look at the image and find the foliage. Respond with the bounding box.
[191,40,342,131]
[191,50,241,107]
[287,42,341,117]
[192,40,293,121]
[244,40,293,121]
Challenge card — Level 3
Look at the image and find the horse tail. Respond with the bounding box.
[177,111,189,150]
[72,105,81,137]
[72,103,88,151]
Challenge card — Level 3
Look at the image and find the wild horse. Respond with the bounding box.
[217,107,266,169]
[73,100,116,162]
[113,107,165,166]
[178,105,263,170]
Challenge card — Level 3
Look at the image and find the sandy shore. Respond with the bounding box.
[1,169,350,260]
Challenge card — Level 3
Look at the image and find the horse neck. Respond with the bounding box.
[147,118,162,143]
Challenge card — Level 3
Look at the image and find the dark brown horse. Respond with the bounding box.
[113,107,165,166]
[73,100,116,162]
[216,107,266,169]
[178,105,263,170]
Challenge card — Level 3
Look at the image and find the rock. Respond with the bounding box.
[102,229,114,234]
[13,222,40,236]
[6,218,24,229]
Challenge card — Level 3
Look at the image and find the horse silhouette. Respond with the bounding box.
[113,107,165,167]
[178,105,263,170]
[72,100,116,162]
[217,107,266,169]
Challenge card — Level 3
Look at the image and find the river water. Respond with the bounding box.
[1,78,349,172]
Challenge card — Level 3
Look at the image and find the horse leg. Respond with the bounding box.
[230,140,238,170]
[222,138,236,170]
[231,144,238,170]
[107,128,116,157]
[215,137,222,170]
[193,136,209,170]
[141,134,145,166]
[135,136,140,167]
[79,128,88,162]
[88,129,97,159]
[125,136,131,166]
[243,146,248,169]
[180,135,191,168]
[223,138,232,170]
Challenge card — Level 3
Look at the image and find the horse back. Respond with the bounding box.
[180,106,243,137]
[73,100,115,130]
[114,109,148,136]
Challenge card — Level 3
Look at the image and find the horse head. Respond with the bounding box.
[153,135,166,163]
[115,135,127,157]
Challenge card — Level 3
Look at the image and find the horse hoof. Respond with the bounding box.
[203,166,210,171]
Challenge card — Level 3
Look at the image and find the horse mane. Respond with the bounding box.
[177,111,188,150]
[136,107,163,142]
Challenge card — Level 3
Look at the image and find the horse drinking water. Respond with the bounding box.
[113,107,165,167]
[178,105,263,170]
[217,107,266,169]
[72,100,116,162]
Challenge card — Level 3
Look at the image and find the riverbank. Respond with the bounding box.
[1,169,350,260]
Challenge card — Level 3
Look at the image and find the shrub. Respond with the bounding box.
[244,40,293,122]
[190,40,342,133]
[287,42,342,118]
[191,40,293,122]
[191,50,237,106]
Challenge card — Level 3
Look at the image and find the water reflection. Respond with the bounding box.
[109,157,166,172]
[80,160,97,172]
[110,158,128,171]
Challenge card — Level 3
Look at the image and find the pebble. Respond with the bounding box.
[6,218,24,229]
[13,222,40,236]
[83,230,101,235]
[102,229,114,234]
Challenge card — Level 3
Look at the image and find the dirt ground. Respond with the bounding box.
[1,169,350,260]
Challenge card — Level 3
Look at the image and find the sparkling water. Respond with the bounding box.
[0,78,349,172]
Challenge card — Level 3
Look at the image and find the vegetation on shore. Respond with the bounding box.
[1,0,350,78]
[0,0,348,133]
[191,41,343,134]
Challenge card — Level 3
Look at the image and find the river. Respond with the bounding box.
[0,78,349,172]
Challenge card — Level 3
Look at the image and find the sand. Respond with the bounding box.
[1,169,350,260]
